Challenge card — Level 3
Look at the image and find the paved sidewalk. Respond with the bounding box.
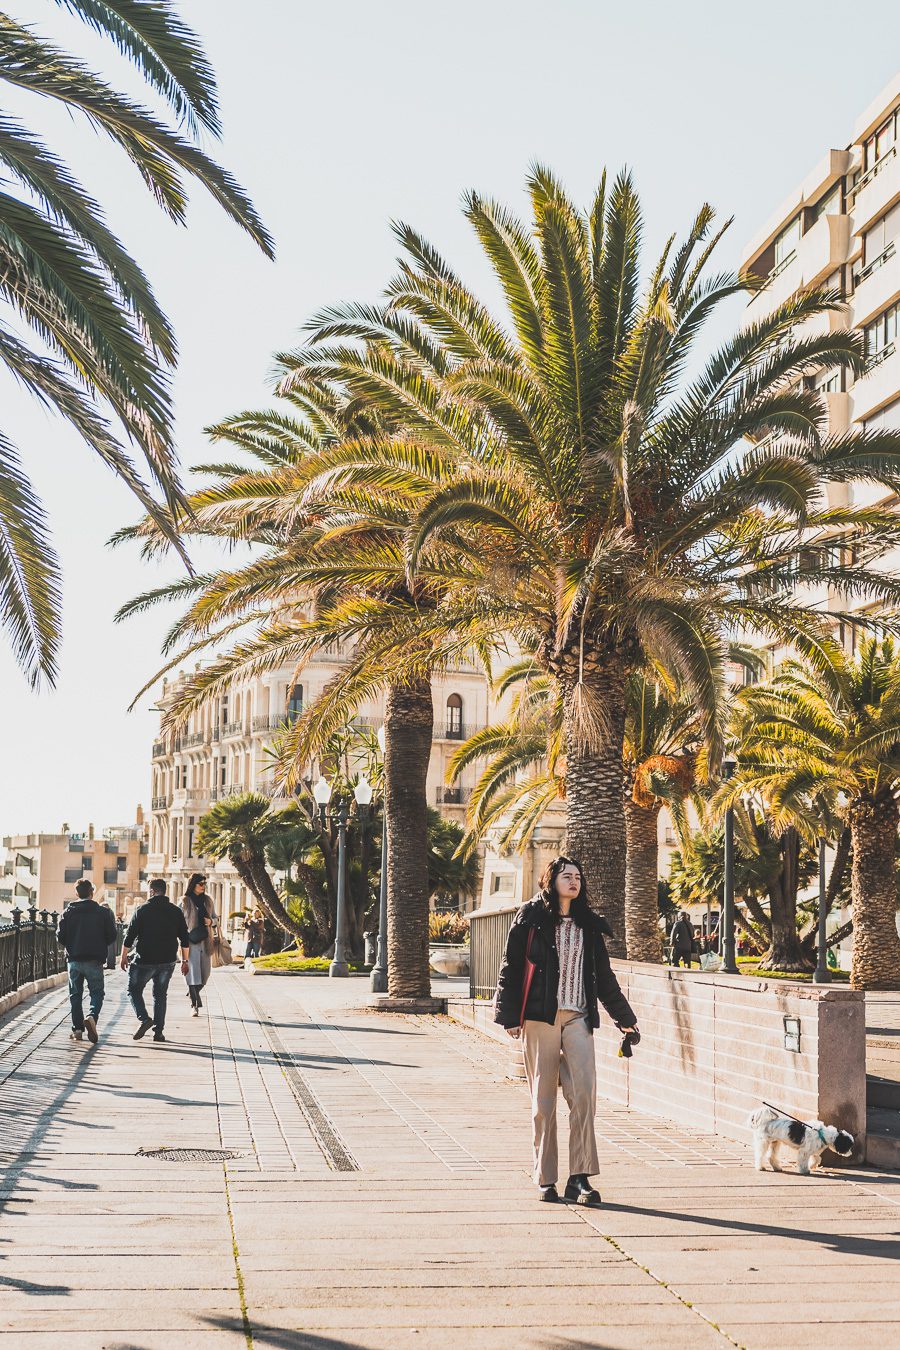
[2,970,900,1350]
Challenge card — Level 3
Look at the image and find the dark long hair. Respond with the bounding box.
[185,872,207,914]
[539,855,590,928]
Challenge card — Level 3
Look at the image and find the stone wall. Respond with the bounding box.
[447,961,867,1156]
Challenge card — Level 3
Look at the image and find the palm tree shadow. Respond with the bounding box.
[203,1318,614,1349]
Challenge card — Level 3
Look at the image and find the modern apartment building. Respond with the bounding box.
[740,71,900,655]
[1,816,148,920]
[147,647,497,925]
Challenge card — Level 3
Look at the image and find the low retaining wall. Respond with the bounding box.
[448,960,867,1157]
[0,970,67,1021]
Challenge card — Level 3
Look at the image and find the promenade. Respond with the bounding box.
[1,970,899,1350]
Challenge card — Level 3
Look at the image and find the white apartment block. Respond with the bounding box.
[740,72,900,654]
[148,647,496,927]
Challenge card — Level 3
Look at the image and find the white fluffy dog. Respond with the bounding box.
[750,1104,854,1174]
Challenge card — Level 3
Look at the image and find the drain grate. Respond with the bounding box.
[137,1147,242,1163]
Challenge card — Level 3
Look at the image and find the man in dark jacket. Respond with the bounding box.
[58,880,117,1044]
[121,879,190,1043]
[670,911,694,968]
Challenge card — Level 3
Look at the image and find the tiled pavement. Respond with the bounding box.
[2,970,900,1349]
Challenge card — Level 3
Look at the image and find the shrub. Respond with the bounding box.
[429,911,470,944]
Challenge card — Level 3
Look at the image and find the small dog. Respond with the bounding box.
[749,1104,855,1175]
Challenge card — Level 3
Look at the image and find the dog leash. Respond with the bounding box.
[761,1101,827,1144]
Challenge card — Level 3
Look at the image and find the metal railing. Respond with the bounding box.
[151,739,169,758]
[222,720,246,737]
[854,240,896,285]
[435,786,469,805]
[468,905,515,999]
[848,145,897,202]
[865,340,896,373]
[433,722,480,741]
[210,783,246,801]
[151,796,169,811]
[0,908,65,1000]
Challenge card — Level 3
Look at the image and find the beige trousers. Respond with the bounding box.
[522,1009,599,1186]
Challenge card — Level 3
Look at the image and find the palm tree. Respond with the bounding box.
[728,638,900,989]
[195,793,303,943]
[0,2,272,686]
[278,168,900,951]
[449,661,701,961]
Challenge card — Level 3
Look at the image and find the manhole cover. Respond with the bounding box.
[137,1147,242,1163]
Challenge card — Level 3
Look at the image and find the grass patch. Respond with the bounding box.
[251,953,367,974]
[736,958,849,983]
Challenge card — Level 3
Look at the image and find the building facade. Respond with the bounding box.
[1,817,148,921]
[740,71,900,657]
[147,647,498,927]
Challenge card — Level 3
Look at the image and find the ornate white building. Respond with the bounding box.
[147,646,496,928]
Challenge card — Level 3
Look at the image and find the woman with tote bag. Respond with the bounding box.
[494,856,639,1206]
[181,873,219,1013]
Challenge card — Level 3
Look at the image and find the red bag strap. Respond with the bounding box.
[519,926,537,1027]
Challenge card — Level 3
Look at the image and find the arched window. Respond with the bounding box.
[446,693,463,739]
[287,683,303,719]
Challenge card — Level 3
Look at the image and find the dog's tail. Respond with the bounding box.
[749,1104,778,1130]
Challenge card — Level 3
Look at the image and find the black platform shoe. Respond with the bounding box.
[564,1174,602,1206]
[538,1183,560,1203]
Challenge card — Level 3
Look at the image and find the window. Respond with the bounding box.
[864,302,900,361]
[446,693,463,738]
[810,183,842,223]
[862,108,899,172]
[815,368,842,395]
[82,855,92,870]
[773,216,800,270]
[490,873,515,895]
[287,683,303,717]
[862,203,900,269]
[864,398,900,432]
[116,855,126,872]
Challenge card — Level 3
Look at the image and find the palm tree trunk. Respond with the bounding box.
[555,640,628,954]
[384,677,433,998]
[759,828,811,972]
[624,797,663,962]
[849,793,900,990]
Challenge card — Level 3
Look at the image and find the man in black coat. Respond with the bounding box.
[670,911,695,968]
[121,879,190,1043]
[58,880,117,1044]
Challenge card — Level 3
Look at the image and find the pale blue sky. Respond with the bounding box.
[2,0,899,833]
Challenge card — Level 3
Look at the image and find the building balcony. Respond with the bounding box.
[147,853,166,872]
[151,796,170,812]
[221,720,246,739]
[252,710,302,733]
[747,214,852,322]
[435,786,469,806]
[433,722,483,741]
[172,787,211,809]
[851,343,900,422]
[848,145,900,232]
[851,242,900,328]
[151,739,170,759]
[210,783,247,802]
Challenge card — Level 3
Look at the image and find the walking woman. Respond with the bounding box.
[494,856,639,1206]
[181,873,217,1015]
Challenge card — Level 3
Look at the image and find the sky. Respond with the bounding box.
[2,0,900,835]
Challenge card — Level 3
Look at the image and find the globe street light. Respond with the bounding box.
[314,773,372,978]
[371,725,388,993]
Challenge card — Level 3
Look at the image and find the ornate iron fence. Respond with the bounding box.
[0,908,65,1001]
[468,905,516,999]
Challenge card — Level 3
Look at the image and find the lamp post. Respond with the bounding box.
[813,835,832,984]
[314,772,372,978]
[371,725,388,994]
[721,756,738,974]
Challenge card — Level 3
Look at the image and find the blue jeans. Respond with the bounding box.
[128,962,175,1031]
[68,960,105,1032]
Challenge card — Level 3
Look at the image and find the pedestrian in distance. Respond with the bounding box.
[243,909,263,959]
[101,897,118,970]
[58,879,116,1044]
[121,879,190,1043]
[181,873,217,1015]
[670,911,695,968]
[494,856,639,1207]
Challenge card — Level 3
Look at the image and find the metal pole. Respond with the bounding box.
[813,835,832,984]
[371,808,388,993]
[329,803,350,978]
[722,803,738,973]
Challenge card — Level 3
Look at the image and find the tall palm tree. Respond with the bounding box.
[728,638,900,990]
[0,2,272,686]
[279,168,900,951]
[195,793,303,942]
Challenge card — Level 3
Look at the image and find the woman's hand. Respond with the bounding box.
[620,1025,638,1034]
[505,1026,522,1039]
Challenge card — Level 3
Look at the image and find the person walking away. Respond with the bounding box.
[670,911,694,968]
[181,873,217,1015]
[101,898,118,970]
[494,856,639,1206]
[57,880,116,1044]
[121,879,190,1043]
[243,909,263,959]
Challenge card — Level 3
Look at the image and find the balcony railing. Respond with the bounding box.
[433,722,480,741]
[152,739,169,758]
[866,340,896,373]
[854,241,896,286]
[848,145,897,202]
[435,786,469,805]
[210,783,246,801]
[252,710,302,732]
[222,720,246,738]
[151,796,169,811]
[0,909,66,1000]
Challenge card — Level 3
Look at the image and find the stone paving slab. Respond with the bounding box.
[2,969,900,1349]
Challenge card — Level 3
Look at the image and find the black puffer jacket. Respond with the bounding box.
[494,895,636,1032]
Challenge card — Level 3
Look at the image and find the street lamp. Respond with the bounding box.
[721,756,738,974]
[813,835,832,984]
[371,725,388,993]
[313,773,372,978]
